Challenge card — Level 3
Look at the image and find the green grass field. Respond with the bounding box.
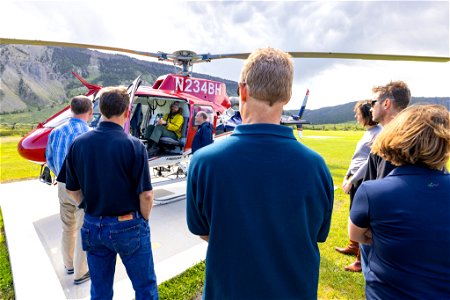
[0,137,42,183]
[0,130,366,299]
[0,104,67,125]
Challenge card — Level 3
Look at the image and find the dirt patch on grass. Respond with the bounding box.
[0,136,22,143]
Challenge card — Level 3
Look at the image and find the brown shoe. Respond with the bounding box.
[335,240,359,256]
[344,261,362,272]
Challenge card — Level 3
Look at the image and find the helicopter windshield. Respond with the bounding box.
[89,100,101,128]
[43,108,72,128]
[44,98,100,129]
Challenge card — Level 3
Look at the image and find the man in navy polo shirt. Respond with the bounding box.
[186,47,334,299]
[65,86,158,300]
[359,80,411,275]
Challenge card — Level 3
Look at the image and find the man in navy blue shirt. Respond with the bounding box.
[191,111,213,154]
[358,80,411,274]
[65,86,158,300]
[186,48,334,299]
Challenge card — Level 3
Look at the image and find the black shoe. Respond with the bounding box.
[65,267,74,275]
[147,144,159,156]
[74,271,90,285]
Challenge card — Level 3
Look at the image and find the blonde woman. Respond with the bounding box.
[349,105,450,299]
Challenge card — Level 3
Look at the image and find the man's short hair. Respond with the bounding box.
[372,104,450,170]
[239,47,293,106]
[71,96,92,115]
[196,111,208,120]
[99,86,130,119]
[372,80,411,110]
[354,100,377,126]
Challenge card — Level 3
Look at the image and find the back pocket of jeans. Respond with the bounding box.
[80,227,91,251]
[110,224,140,256]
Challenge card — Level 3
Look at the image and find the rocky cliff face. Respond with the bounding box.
[0,44,239,114]
[1,45,73,113]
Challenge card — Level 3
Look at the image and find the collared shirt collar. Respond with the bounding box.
[97,121,125,132]
[389,165,448,177]
[232,124,296,140]
[69,117,88,126]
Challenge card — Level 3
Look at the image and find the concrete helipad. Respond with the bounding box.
[0,178,207,299]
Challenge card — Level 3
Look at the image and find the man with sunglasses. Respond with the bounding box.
[357,80,411,275]
[186,47,334,299]
[365,80,411,179]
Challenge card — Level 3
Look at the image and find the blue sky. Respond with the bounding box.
[1,1,449,109]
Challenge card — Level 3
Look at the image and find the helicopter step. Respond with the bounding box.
[151,174,187,205]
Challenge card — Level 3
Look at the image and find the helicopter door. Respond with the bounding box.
[124,75,142,133]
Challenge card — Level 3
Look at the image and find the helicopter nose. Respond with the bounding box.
[17,127,52,163]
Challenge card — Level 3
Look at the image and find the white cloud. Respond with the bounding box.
[1,0,448,110]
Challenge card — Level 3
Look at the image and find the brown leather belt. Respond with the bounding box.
[118,213,134,221]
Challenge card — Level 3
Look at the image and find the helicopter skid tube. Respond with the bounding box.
[148,152,190,168]
[151,175,187,206]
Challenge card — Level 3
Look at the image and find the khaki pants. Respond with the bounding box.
[57,182,88,279]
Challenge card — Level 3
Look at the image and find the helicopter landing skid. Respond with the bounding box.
[152,162,187,178]
[152,176,187,206]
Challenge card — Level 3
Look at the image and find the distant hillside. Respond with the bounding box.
[286,97,450,124]
[0,45,238,114]
[1,45,448,124]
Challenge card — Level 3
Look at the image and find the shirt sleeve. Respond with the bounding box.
[203,126,213,146]
[134,143,152,194]
[56,159,67,183]
[363,153,378,182]
[186,157,210,236]
[46,131,57,175]
[166,114,184,132]
[65,143,80,191]
[350,160,368,184]
[317,165,334,242]
[350,184,370,228]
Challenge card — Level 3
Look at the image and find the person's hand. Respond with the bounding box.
[342,179,353,194]
[362,229,373,245]
[157,119,166,125]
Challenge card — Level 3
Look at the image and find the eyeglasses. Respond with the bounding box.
[371,99,385,107]
[236,82,246,96]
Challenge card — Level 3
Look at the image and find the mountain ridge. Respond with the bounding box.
[1,45,448,124]
[0,45,238,114]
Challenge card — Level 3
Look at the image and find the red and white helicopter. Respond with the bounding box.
[1,38,448,182]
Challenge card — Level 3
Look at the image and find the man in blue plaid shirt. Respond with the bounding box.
[46,95,93,285]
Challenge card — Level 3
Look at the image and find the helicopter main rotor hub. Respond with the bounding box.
[158,50,211,76]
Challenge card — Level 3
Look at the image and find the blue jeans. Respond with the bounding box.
[360,244,371,278]
[81,212,158,300]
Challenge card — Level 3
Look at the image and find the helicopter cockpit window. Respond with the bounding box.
[44,98,99,129]
[43,108,73,128]
[193,105,214,126]
[88,99,101,128]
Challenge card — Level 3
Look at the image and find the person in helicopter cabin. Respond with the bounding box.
[144,101,184,155]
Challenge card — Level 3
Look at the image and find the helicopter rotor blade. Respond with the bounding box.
[287,52,449,63]
[205,52,449,63]
[0,38,164,60]
[2,38,448,63]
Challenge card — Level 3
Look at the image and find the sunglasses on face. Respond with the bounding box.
[371,99,384,107]
[370,98,388,107]
[236,82,246,96]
